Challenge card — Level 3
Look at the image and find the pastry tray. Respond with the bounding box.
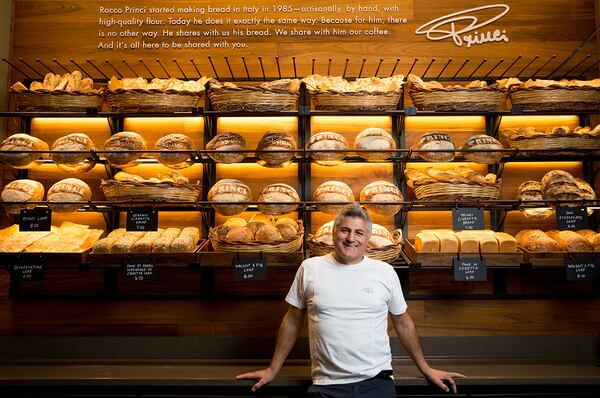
[404,240,524,267]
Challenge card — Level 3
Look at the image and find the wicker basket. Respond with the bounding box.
[101,180,202,203]
[307,229,403,263]
[509,85,600,111]
[413,183,501,201]
[310,90,402,111]
[106,89,203,112]
[10,89,104,112]
[208,83,298,111]
[208,221,303,253]
[409,85,506,111]
[507,135,600,156]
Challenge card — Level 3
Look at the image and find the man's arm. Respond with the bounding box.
[391,312,465,394]
[236,305,306,391]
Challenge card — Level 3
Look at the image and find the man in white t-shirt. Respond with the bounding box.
[237,203,465,396]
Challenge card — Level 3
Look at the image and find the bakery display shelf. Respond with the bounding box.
[0,111,203,118]
[87,241,206,266]
[198,242,304,267]
[0,249,91,268]
[404,240,524,268]
[310,109,404,116]
[202,110,299,117]
[519,248,599,267]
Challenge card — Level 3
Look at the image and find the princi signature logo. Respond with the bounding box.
[415,4,510,48]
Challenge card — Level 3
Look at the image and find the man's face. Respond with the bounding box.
[333,216,369,265]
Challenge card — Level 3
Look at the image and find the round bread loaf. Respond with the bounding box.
[208,179,252,215]
[256,132,296,167]
[360,181,403,216]
[104,131,147,167]
[47,178,92,213]
[517,181,552,220]
[247,220,267,237]
[155,133,196,169]
[353,128,396,161]
[257,183,300,215]
[541,170,582,202]
[217,217,247,239]
[0,134,49,168]
[275,218,298,240]
[313,181,355,214]
[368,223,395,247]
[206,132,247,163]
[225,226,254,243]
[255,224,283,243]
[575,178,596,215]
[1,179,45,214]
[461,134,503,164]
[51,133,95,168]
[315,220,334,245]
[56,159,96,173]
[307,132,347,166]
[412,132,455,162]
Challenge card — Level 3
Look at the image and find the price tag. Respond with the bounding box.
[565,255,598,281]
[234,256,267,282]
[453,257,487,282]
[10,260,45,281]
[556,207,588,230]
[452,207,484,231]
[126,208,158,232]
[19,208,52,232]
[124,257,156,282]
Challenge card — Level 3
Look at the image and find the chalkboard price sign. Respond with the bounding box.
[124,257,156,282]
[234,256,267,282]
[126,208,158,232]
[452,207,484,231]
[19,208,52,232]
[453,257,487,282]
[556,207,588,230]
[565,255,598,281]
[10,261,45,281]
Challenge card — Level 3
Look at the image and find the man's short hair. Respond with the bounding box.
[332,203,373,237]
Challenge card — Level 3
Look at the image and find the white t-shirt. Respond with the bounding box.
[285,253,407,385]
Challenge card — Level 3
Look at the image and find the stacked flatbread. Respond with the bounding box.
[0,222,103,253]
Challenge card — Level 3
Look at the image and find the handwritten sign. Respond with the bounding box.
[566,255,598,281]
[556,207,588,230]
[124,256,156,281]
[19,208,52,232]
[234,256,267,281]
[453,257,487,282]
[126,208,158,232]
[10,261,45,281]
[452,207,484,231]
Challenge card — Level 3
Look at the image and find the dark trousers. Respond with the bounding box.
[307,371,395,398]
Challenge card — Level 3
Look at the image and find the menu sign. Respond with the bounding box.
[234,256,267,281]
[10,261,45,281]
[452,207,484,231]
[556,207,588,230]
[19,208,52,232]
[565,255,598,281]
[126,208,159,232]
[124,256,156,281]
[453,257,487,282]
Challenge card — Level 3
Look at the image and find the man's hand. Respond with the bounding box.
[236,368,275,392]
[423,367,466,394]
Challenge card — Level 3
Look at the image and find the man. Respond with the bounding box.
[237,203,465,396]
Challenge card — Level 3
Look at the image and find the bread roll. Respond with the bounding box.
[412,132,455,162]
[353,128,396,161]
[51,133,95,170]
[47,178,92,213]
[256,132,296,167]
[461,134,503,164]
[104,131,147,167]
[255,224,283,243]
[313,181,355,214]
[206,133,247,163]
[155,133,196,169]
[225,226,254,243]
[0,134,49,168]
[208,179,252,215]
[307,132,347,166]
[360,180,403,216]
[1,179,45,214]
[257,183,300,215]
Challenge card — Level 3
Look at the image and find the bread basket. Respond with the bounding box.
[307,229,403,263]
[208,82,299,111]
[509,85,600,111]
[413,182,501,201]
[101,179,202,203]
[409,84,507,112]
[106,89,203,112]
[310,90,402,111]
[208,221,303,253]
[10,89,104,112]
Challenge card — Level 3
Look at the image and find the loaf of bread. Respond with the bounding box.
[307,132,348,166]
[275,218,298,240]
[0,134,49,168]
[0,228,56,252]
[541,170,582,202]
[368,224,396,248]
[256,132,296,167]
[415,232,440,253]
[517,180,553,220]
[104,131,147,168]
[428,231,459,253]
[493,232,517,252]
[455,233,479,253]
[155,133,196,169]
[93,228,127,253]
[47,178,92,213]
[208,179,252,215]
[412,132,455,162]
[313,181,355,214]
[359,180,403,216]
[170,227,200,252]
[24,222,99,253]
[546,230,593,252]
[315,220,334,245]
[353,128,396,161]
[575,178,595,215]
[1,179,45,214]
[51,133,95,172]
[131,229,164,253]
[255,224,283,243]
[257,183,300,215]
[516,229,561,252]
[112,232,145,253]
[206,133,247,164]
[461,134,503,164]
[151,227,181,253]
[225,226,254,243]
[0,225,19,245]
